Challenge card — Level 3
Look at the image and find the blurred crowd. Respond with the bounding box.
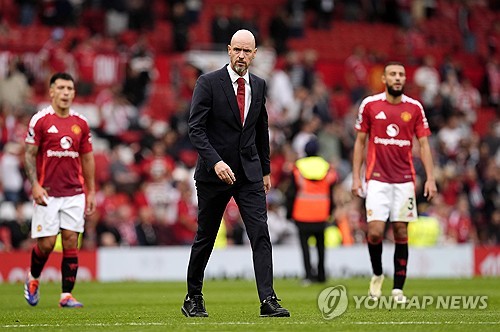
[0,0,498,251]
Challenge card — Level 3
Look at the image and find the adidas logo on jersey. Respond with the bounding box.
[375,111,387,120]
[47,125,59,133]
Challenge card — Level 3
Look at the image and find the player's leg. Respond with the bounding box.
[30,199,60,278]
[25,236,57,306]
[59,194,85,308]
[365,180,391,300]
[25,198,60,306]
[30,236,57,278]
[391,222,408,303]
[59,229,82,307]
[389,181,417,303]
[367,220,385,300]
[367,221,385,275]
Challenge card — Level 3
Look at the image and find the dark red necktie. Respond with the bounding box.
[237,77,245,124]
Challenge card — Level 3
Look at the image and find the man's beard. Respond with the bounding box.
[234,62,247,75]
[387,85,404,97]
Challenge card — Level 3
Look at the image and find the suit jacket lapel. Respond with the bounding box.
[219,68,242,125]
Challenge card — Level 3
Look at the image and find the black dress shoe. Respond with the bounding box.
[181,294,209,317]
[260,296,290,317]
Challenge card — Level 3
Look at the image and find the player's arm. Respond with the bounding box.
[418,135,437,201]
[81,151,96,215]
[24,144,48,206]
[351,131,367,198]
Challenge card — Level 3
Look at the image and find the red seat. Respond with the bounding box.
[473,107,497,137]
[93,152,111,185]
[141,85,178,122]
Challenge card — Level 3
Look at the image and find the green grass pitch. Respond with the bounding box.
[1,278,498,331]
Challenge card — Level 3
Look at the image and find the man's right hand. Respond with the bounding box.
[214,161,236,185]
[351,178,365,198]
[32,182,49,206]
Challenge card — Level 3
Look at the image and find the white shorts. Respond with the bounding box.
[365,180,417,223]
[31,194,86,238]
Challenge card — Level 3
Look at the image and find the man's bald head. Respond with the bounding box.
[230,29,256,48]
[228,29,257,76]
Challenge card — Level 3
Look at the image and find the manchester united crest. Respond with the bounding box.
[401,112,412,122]
[71,124,81,134]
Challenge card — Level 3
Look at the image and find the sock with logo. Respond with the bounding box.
[61,248,79,293]
[30,244,50,279]
[367,237,383,276]
[393,238,408,290]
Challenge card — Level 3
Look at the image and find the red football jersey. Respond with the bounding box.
[73,46,96,83]
[355,93,431,183]
[25,106,93,197]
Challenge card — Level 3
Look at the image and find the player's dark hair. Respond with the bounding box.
[49,72,74,85]
[383,61,405,73]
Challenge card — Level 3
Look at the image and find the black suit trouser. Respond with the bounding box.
[187,180,274,302]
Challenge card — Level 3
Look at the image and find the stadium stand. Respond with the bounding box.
[0,0,498,250]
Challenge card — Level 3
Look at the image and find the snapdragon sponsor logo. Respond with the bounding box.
[318,285,488,320]
[373,136,411,147]
[46,150,79,158]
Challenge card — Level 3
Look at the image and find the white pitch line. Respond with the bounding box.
[1,323,167,328]
[350,321,500,325]
[2,321,499,328]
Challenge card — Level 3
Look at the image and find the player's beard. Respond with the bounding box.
[387,84,404,97]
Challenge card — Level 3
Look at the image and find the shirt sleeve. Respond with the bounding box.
[79,121,93,154]
[414,104,431,138]
[355,101,370,133]
[25,117,41,146]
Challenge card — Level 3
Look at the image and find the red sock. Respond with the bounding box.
[30,244,50,278]
[62,248,78,293]
[367,237,383,276]
[394,237,408,289]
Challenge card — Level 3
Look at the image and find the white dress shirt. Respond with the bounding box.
[227,65,251,124]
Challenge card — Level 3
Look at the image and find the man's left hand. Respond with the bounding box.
[424,179,438,201]
[85,191,97,215]
[263,175,271,194]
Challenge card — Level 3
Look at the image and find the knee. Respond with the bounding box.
[393,230,408,243]
[38,239,56,254]
[393,224,408,242]
[61,232,79,249]
[367,233,383,244]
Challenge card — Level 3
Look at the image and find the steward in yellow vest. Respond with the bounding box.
[286,139,337,283]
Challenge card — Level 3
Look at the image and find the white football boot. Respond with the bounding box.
[368,275,384,301]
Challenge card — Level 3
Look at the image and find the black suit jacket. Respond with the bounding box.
[188,65,271,183]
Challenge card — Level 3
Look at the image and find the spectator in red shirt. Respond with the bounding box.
[171,180,197,245]
[344,45,369,104]
[72,37,98,96]
[38,28,74,80]
[446,194,476,243]
[140,140,175,181]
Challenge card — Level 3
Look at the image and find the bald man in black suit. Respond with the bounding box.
[181,29,290,318]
